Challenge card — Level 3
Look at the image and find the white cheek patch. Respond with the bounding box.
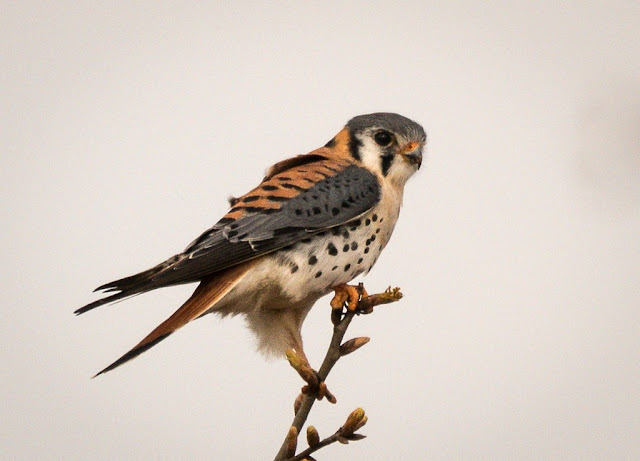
[357,136,385,175]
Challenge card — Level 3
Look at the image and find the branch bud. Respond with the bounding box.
[306,425,320,447]
[285,426,298,458]
[286,349,318,387]
[340,408,366,436]
[354,415,368,432]
[339,337,370,356]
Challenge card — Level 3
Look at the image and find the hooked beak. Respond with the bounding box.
[399,142,423,169]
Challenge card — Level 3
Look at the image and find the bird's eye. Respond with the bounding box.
[374,131,393,147]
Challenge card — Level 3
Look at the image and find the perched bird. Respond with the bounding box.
[77,112,426,376]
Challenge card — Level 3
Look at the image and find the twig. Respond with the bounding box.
[273,285,402,461]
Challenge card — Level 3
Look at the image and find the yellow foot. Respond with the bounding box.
[330,283,369,311]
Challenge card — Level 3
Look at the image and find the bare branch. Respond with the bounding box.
[273,284,403,461]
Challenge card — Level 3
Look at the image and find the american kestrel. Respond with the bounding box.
[77,112,426,376]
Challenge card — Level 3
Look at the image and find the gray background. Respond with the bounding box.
[2,1,639,459]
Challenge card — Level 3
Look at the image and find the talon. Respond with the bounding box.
[357,282,369,299]
[331,283,362,312]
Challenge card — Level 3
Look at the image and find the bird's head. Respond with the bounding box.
[343,112,426,186]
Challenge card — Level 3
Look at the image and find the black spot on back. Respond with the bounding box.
[281,183,304,191]
[266,195,290,202]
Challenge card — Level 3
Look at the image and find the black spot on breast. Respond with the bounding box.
[344,264,351,271]
[372,214,378,221]
[343,244,349,252]
[313,206,321,215]
[291,264,299,274]
[332,266,338,271]
[332,207,340,216]
[365,219,371,225]
[327,243,338,255]
[308,255,318,265]
[376,228,380,234]
[370,235,376,242]
[341,230,350,239]
[357,258,363,264]
[262,185,278,191]
[242,196,260,203]
[364,248,370,254]
[366,239,371,246]
[379,218,384,222]
[295,209,302,215]
[315,271,323,278]
[331,227,341,236]
[350,242,358,250]
[227,230,238,239]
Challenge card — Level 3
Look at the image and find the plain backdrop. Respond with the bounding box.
[2,1,639,460]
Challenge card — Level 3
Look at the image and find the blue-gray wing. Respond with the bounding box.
[76,159,380,314]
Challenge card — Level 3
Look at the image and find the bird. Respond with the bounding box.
[77,112,426,377]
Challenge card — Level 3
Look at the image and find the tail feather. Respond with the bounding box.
[75,290,144,315]
[93,262,253,377]
[94,258,179,293]
[77,256,187,315]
